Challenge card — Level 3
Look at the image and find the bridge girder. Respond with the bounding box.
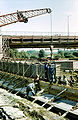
[2,35,78,49]
[1,35,78,59]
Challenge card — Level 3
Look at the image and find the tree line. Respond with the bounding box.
[54,50,78,59]
[10,49,78,59]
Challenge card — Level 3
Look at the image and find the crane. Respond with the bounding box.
[0,8,51,27]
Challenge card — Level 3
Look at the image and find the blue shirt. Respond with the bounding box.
[27,83,35,89]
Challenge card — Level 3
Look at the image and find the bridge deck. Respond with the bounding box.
[2,35,78,48]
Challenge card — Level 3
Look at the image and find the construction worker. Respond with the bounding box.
[57,75,69,86]
[26,82,36,98]
[63,75,69,86]
[48,63,55,84]
[26,74,41,98]
[69,76,75,87]
[58,76,62,84]
[44,62,49,81]
[34,74,41,94]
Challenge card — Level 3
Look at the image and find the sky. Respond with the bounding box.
[0,0,78,35]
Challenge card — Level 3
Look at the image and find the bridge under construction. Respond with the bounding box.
[0,8,78,120]
[0,8,78,59]
[2,34,78,48]
[0,33,78,59]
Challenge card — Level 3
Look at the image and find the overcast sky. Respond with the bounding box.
[0,0,78,35]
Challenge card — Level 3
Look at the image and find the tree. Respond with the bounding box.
[64,51,75,58]
[27,50,37,55]
[38,49,45,59]
[58,50,64,58]
[10,49,15,58]
[10,49,20,58]
[30,55,38,59]
[54,54,61,59]
[20,50,30,58]
[73,51,78,57]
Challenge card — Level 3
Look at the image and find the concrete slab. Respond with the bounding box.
[30,92,78,116]
[54,102,72,111]
[2,106,25,119]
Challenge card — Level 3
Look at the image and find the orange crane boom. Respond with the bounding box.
[0,8,51,27]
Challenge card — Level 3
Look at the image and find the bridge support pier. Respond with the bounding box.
[1,37,10,60]
[0,35,3,59]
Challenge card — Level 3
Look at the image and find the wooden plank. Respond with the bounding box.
[42,88,67,107]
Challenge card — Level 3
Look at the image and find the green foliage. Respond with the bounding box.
[30,55,38,59]
[10,49,20,58]
[55,50,77,59]
[64,51,75,58]
[10,49,15,58]
[19,50,30,58]
[10,48,78,59]
[54,54,61,59]
[27,50,38,55]
[38,49,45,59]
[73,51,78,57]
[10,49,38,59]
[28,50,39,59]
[58,50,64,58]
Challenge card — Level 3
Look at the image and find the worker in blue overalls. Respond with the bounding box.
[48,63,55,84]
[44,62,49,81]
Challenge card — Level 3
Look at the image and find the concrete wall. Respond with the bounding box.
[0,61,60,79]
[73,61,78,70]
[0,61,44,78]
[55,60,78,70]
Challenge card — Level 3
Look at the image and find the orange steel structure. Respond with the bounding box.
[0,8,51,27]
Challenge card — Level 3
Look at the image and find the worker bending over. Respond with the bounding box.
[26,74,41,98]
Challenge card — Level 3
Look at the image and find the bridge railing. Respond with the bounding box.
[1,31,78,36]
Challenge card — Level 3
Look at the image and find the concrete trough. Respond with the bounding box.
[0,80,78,119]
[0,71,78,119]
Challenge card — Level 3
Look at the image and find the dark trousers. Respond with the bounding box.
[35,83,41,94]
[26,86,35,96]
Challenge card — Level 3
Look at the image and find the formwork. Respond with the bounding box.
[19,62,24,76]
[55,64,61,77]
[30,63,38,78]
[0,61,61,79]
[24,63,30,77]
[38,63,45,79]
[55,60,78,71]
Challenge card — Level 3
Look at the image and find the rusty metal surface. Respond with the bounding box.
[0,8,51,27]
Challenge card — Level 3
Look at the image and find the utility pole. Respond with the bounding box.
[67,15,71,36]
[50,12,53,42]
[50,12,53,59]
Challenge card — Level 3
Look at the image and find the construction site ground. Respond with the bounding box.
[0,70,78,120]
[0,86,78,120]
[0,87,69,120]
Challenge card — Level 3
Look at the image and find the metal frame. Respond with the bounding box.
[0,8,51,27]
